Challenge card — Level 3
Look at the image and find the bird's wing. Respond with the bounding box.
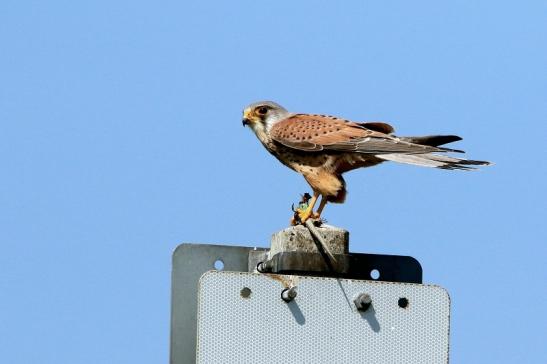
[357,122,395,134]
[269,114,441,154]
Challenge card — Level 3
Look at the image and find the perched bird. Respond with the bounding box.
[242,101,490,224]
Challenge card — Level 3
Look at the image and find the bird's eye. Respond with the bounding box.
[257,107,268,115]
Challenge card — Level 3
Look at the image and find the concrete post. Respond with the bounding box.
[268,224,349,258]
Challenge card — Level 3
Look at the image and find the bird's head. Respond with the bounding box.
[242,101,289,134]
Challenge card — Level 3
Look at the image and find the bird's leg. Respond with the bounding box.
[296,192,319,224]
[314,196,328,219]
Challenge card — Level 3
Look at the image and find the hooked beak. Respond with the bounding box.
[242,108,252,127]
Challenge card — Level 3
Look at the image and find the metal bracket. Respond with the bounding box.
[257,251,422,283]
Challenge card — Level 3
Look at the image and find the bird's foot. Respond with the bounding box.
[290,192,320,226]
[290,209,320,226]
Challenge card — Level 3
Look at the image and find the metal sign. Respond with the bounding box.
[170,243,450,364]
[170,244,266,364]
[196,271,450,364]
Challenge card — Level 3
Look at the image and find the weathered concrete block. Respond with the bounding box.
[268,224,349,258]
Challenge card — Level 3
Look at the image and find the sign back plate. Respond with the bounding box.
[197,271,450,363]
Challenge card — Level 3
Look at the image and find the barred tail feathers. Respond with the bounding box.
[376,153,491,170]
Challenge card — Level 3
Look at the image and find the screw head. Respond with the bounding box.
[281,287,297,302]
[354,293,372,311]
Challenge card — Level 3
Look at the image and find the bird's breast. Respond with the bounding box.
[267,143,334,174]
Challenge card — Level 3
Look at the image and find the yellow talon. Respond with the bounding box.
[291,192,320,225]
[298,207,313,223]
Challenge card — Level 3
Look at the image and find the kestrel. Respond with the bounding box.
[242,101,490,224]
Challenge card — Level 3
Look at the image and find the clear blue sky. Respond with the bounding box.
[1,1,545,363]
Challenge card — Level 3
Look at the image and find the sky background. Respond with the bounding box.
[1,1,546,363]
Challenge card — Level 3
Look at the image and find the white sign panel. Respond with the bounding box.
[197,271,450,363]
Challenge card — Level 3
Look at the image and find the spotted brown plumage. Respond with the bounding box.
[242,100,491,224]
[270,114,442,154]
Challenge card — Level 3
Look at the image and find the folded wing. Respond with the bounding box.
[270,114,445,154]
